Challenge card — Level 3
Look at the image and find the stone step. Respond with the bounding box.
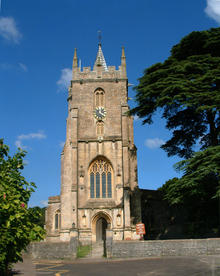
[91,242,104,258]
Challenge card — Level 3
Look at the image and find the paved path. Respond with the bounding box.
[32,255,220,276]
[12,255,36,276]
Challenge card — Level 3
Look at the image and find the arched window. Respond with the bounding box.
[89,158,113,198]
[54,210,61,230]
[97,121,104,136]
[94,88,105,107]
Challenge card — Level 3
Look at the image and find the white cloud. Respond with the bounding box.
[17,132,46,140]
[15,131,46,149]
[0,17,22,44]
[145,138,165,149]
[40,200,48,207]
[205,0,220,24]
[18,62,28,72]
[57,68,72,91]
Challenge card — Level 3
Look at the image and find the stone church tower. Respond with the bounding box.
[46,44,141,244]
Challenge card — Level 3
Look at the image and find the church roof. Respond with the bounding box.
[94,44,108,71]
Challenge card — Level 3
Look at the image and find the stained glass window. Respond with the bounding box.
[90,172,95,198]
[102,172,106,198]
[107,172,112,198]
[89,158,112,198]
[96,173,100,198]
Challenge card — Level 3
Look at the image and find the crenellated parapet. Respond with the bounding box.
[48,195,60,204]
[72,45,127,81]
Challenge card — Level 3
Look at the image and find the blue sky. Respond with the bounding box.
[0,0,219,207]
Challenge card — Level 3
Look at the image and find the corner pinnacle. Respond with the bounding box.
[73,48,78,68]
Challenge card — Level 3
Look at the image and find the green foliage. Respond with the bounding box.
[131,27,220,158]
[158,146,220,237]
[132,27,220,237]
[163,146,220,205]
[28,206,46,228]
[0,139,45,274]
[157,177,179,199]
[77,245,91,258]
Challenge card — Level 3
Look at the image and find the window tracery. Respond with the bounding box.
[89,158,112,198]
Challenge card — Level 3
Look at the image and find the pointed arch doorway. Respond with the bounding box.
[96,217,108,242]
[92,212,111,242]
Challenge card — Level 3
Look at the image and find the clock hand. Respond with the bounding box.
[100,109,105,116]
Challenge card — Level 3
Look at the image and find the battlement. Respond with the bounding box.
[72,65,125,81]
[48,195,60,204]
[72,45,127,82]
[82,66,91,73]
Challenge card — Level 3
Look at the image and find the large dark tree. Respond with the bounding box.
[131,27,220,158]
[161,146,220,204]
[131,28,220,237]
[159,146,220,237]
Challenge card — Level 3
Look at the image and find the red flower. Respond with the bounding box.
[21,203,25,208]
[3,193,6,199]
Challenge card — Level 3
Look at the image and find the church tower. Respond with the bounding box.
[46,44,141,244]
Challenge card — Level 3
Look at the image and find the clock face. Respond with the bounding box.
[94,107,106,120]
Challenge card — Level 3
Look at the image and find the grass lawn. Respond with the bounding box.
[77,245,91,258]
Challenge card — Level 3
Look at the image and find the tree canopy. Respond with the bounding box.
[0,140,45,274]
[159,146,220,237]
[131,27,220,158]
[161,146,220,204]
[131,28,220,237]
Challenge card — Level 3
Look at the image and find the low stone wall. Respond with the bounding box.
[29,237,220,260]
[107,238,220,258]
[29,237,78,260]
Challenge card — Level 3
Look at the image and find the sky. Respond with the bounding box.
[0,0,220,207]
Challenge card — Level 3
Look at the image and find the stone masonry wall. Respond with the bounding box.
[29,238,220,260]
[29,238,78,260]
[107,238,220,258]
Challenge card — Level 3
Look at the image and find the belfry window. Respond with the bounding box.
[94,88,105,107]
[89,158,113,198]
